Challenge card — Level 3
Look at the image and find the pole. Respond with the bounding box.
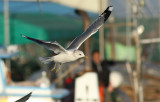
[4,0,11,77]
[126,0,132,61]
[158,0,160,59]
[99,0,107,60]
[4,0,10,45]
[75,9,91,71]
[159,0,160,37]
[132,4,144,102]
[126,1,139,101]
[108,16,115,60]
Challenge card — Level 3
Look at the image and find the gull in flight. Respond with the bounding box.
[21,6,113,72]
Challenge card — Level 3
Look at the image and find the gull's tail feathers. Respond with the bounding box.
[39,57,52,64]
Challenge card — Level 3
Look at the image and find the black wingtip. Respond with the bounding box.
[28,92,32,95]
[101,5,113,22]
[21,34,27,38]
[26,92,32,98]
[15,92,32,102]
[107,5,113,12]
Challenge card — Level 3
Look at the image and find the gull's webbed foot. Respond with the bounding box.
[51,62,57,71]
[56,64,62,73]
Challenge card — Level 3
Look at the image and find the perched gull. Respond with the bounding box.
[21,6,113,72]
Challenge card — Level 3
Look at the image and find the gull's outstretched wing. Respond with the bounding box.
[15,92,32,102]
[67,6,113,50]
[21,35,67,54]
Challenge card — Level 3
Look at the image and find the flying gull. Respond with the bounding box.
[21,6,113,72]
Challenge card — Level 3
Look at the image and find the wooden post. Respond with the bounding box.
[75,9,91,71]
[99,0,107,60]
[108,16,115,60]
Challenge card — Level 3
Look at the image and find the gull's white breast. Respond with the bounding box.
[53,50,77,63]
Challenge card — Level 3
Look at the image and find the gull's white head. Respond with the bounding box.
[74,50,86,59]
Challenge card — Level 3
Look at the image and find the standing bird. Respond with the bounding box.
[21,6,113,72]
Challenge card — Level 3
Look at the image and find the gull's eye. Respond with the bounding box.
[79,54,81,56]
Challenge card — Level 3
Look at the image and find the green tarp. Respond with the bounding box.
[0,13,83,45]
[1,15,48,44]
[105,42,136,62]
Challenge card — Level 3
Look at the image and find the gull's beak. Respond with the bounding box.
[84,56,88,58]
